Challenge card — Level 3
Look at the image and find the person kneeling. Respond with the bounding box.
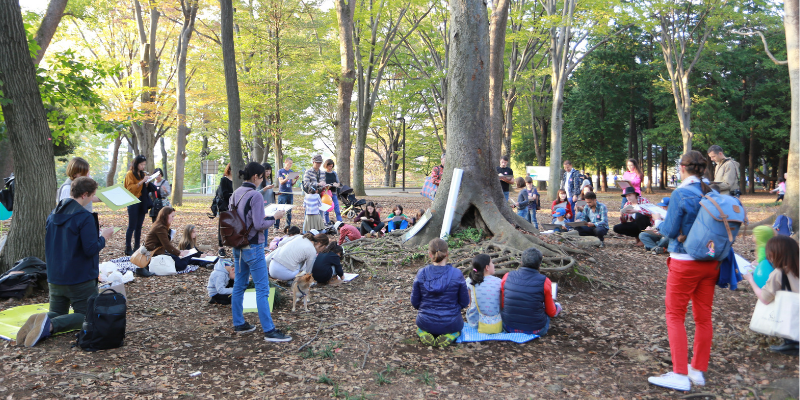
[312,244,344,284]
[17,177,114,347]
[500,247,561,336]
[411,239,469,347]
[207,262,235,305]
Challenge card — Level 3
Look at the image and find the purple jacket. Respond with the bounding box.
[229,182,275,244]
[411,264,470,336]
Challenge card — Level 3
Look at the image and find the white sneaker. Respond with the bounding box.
[648,372,691,391]
[688,366,705,386]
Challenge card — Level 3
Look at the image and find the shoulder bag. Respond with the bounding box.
[471,285,503,334]
[749,272,799,341]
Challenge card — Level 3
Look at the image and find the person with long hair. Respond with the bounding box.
[149,168,171,223]
[355,201,384,236]
[123,155,156,255]
[258,162,275,207]
[57,157,101,211]
[323,159,343,224]
[143,207,193,274]
[411,239,469,347]
[216,164,235,256]
[465,254,502,329]
[311,243,344,284]
[622,158,643,208]
[228,162,290,341]
[648,151,719,391]
[744,236,799,355]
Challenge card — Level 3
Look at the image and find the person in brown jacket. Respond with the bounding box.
[707,145,740,196]
[144,207,192,273]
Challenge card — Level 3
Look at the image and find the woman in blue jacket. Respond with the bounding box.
[410,238,469,347]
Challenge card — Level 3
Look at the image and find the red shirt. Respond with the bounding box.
[551,199,573,220]
[337,223,362,245]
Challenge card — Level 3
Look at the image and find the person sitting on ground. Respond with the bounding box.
[335,221,362,245]
[743,235,799,355]
[311,243,345,284]
[574,186,594,221]
[269,226,302,251]
[551,208,568,232]
[17,177,114,347]
[514,177,540,229]
[573,192,609,247]
[770,178,786,202]
[613,187,653,244]
[551,189,573,221]
[355,201,384,237]
[465,254,502,330]
[410,209,425,226]
[500,247,561,336]
[411,238,469,347]
[303,187,325,233]
[578,185,593,201]
[144,207,194,273]
[207,262,236,305]
[268,233,328,281]
[638,197,670,254]
[383,204,413,231]
[178,224,216,265]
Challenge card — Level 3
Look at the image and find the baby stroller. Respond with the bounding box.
[338,185,366,219]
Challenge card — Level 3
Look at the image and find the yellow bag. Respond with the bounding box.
[472,287,503,334]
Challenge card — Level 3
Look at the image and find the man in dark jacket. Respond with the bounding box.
[501,247,562,335]
[17,177,114,347]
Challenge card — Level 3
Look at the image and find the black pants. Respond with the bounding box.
[360,221,385,235]
[126,202,147,250]
[209,294,232,305]
[575,226,609,241]
[613,214,651,239]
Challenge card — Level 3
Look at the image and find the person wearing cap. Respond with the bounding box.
[613,187,654,243]
[551,208,568,232]
[303,155,328,195]
[335,221,362,245]
[638,197,670,254]
[573,192,609,247]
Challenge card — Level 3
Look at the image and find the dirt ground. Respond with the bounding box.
[0,189,797,399]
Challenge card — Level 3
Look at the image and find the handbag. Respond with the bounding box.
[421,176,437,201]
[471,286,503,334]
[129,246,152,268]
[149,255,177,276]
[749,272,799,341]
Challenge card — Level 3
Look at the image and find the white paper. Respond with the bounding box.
[319,202,334,212]
[192,256,219,262]
[146,170,161,183]
[342,273,359,282]
[243,291,257,309]
[640,204,667,218]
[180,248,199,258]
[735,253,755,275]
[264,204,294,217]
[103,186,137,206]
[551,283,558,300]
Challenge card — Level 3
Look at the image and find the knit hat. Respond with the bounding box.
[521,247,543,270]
[312,155,323,163]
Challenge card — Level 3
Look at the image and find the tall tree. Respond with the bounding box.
[0,0,58,271]
[335,0,357,188]
[219,0,245,187]
[33,0,69,65]
[488,0,512,161]
[172,0,199,206]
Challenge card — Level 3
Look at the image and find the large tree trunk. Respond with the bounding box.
[547,82,566,201]
[172,1,198,207]
[33,0,69,65]
[106,134,122,187]
[220,0,245,188]
[784,0,799,224]
[334,0,356,188]
[132,0,161,172]
[159,137,168,176]
[645,142,653,194]
[0,0,58,271]
[488,0,511,162]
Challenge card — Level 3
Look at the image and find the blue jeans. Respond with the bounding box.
[639,231,669,250]
[275,194,293,229]
[503,191,510,202]
[324,193,342,224]
[517,208,539,229]
[231,243,275,333]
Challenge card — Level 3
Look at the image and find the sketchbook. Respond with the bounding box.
[574,200,587,208]
[180,248,199,259]
[319,202,334,213]
[342,273,359,282]
[283,171,300,180]
[145,170,161,183]
[551,283,558,300]
[640,204,667,218]
[192,256,219,263]
[96,185,141,211]
[554,202,569,210]
[264,204,294,217]
[541,223,564,231]
[565,221,588,227]
[615,180,632,190]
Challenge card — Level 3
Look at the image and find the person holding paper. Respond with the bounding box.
[622,158,643,208]
[383,204,412,231]
[18,177,114,347]
[123,155,157,256]
[268,233,327,281]
[207,261,235,305]
[303,187,325,233]
[215,165,235,257]
[613,187,653,243]
[149,168,171,223]
[335,221,361,245]
[560,160,581,214]
[500,247,561,336]
[573,192,609,247]
[144,207,193,273]
[323,159,343,224]
[515,177,540,229]
[638,197,670,255]
[355,201,384,237]
[465,254,502,330]
[276,158,297,231]
[258,163,275,207]
[229,162,290,342]
[56,157,101,212]
[496,156,514,202]
[550,189,573,221]
[706,145,740,196]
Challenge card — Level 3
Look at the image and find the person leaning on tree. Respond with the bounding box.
[16,177,114,348]
[706,145,740,196]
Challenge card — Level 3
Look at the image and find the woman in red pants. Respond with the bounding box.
[648,151,719,392]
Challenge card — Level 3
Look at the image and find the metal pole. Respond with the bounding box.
[402,118,406,192]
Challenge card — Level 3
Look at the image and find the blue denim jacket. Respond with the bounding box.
[658,182,705,254]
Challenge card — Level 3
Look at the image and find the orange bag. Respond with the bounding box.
[321,190,333,206]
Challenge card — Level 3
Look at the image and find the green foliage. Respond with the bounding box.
[417,371,435,387]
[317,374,334,385]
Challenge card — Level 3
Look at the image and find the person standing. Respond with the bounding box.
[229,162,291,342]
[303,155,327,194]
[648,151,720,392]
[150,168,171,223]
[258,163,275,207]
[622,158,643,208]
[123,155,156,256]
[496,156,514,202]
[57,157,101,211]
[17,177,114,347]
[706,145,740,196]
[276,158,297,230]
[216,164,235,257]
[323,159,343,224]
[560,160,581,220]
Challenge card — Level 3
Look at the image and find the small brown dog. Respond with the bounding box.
[291,273,315,312]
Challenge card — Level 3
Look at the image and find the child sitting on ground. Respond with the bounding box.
[207,261,235,305]
[411,238,469,347]
[465,254,502,330]
[334,221,361,245]
[312,243,344,284]
[500,247,561,335]
[383,204,412,231]
[551,208,568,232]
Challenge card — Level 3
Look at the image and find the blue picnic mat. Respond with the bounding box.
[455,326,539,344]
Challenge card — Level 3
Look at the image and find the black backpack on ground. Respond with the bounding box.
[0,257,47,299]
[76,289,127,351]
[0,174,14,212]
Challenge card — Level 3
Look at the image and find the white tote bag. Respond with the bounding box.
[749,291,800,341]
[149,255,177,276]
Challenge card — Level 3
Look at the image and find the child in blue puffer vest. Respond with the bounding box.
[410,238,469,347]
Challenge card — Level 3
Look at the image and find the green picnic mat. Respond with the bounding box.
[0,303,75,341]
[243,287,275,313]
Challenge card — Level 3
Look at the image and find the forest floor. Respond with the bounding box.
[0,189,797,399]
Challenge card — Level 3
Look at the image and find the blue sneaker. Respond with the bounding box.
[24,313,51,347]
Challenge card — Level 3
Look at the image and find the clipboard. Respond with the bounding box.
[565,221,588,227]
[574,200,587,208]
[96,184,141,211]
[554,202,568,209]
[541,223,562,230]
[283,171,300,180]
[615,179,632,190]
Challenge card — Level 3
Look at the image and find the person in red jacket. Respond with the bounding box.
[334,221,362,245]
